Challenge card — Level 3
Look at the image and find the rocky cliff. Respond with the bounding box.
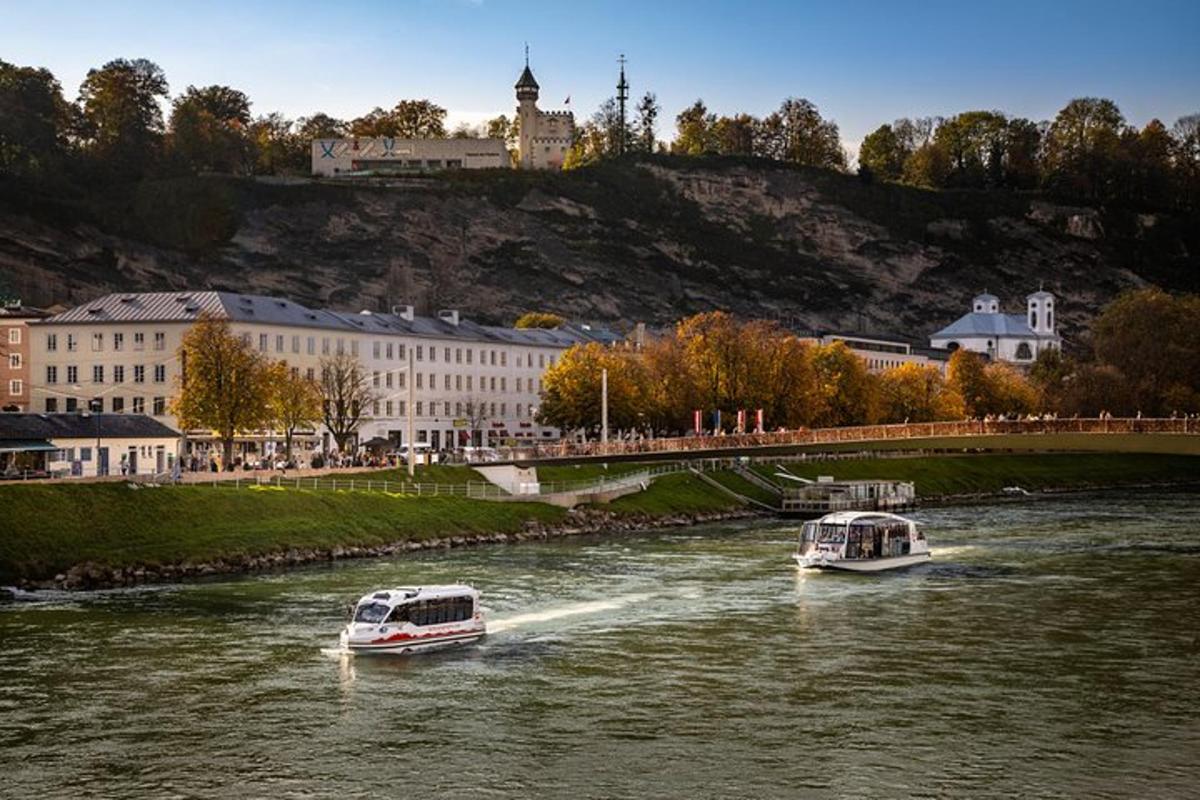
[1,156,1195,344]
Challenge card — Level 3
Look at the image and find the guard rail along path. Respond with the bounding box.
[507,417,1200,461]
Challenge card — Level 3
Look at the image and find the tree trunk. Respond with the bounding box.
[222,435,235,472]
[284,429,293,461]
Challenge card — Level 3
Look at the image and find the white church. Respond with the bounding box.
[929,289,1061,365]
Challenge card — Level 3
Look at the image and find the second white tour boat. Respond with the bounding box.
[794,511,931,572]
[340,585,485,655]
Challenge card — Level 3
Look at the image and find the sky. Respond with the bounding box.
[2,0,1198,157]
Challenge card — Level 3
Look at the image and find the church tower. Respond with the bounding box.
[1027,289,1056,335]
[515,48,540,170]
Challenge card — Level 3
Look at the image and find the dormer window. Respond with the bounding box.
[1030,311,1038,329]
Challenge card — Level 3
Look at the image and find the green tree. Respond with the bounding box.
[267,361,322,462]
[390,99,447,138]
[858,124,906,180]
[247,112,305,174]
[76,57,169,178]
[774,98,846,169]
[672,99,717,155]
[168,84,252,173]
[713,113,757,156]
[633,92,660,153]
[0,59,72,179]
[296,112,346,140]
[1041,97,1128,202]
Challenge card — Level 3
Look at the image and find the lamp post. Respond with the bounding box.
[601,368,608,445]
[89,397,103,476]
[407,347,415,478]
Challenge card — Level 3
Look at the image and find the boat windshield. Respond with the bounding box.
[353,602,391,624]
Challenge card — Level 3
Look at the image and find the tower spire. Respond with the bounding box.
[524,42,529,68]
[616,53,629,156]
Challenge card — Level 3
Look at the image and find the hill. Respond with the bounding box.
[2,156,1196,342]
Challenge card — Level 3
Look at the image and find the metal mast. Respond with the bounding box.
[616,54,629,156]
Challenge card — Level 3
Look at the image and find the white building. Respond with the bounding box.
[515,61,575,170]
[29,292,615,463]
[311,137,509,177]
[801,331,951,375]
[929,290,1061,365]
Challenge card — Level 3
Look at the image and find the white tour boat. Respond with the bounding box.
[794,511,931,572]
[340,585,485,655]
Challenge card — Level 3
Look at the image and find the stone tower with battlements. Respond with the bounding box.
[515,55,575,170]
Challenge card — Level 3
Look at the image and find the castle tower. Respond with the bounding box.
[1027,289,1055,335]
[972,292,1000,314]
[515,48,540,170]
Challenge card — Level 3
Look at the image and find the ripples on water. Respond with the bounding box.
[2,490,1199,799]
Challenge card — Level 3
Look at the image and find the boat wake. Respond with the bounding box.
[486,593,652,635]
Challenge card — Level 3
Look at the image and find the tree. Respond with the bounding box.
[858,124,905,180]
[713,113,757,157]
[1028,347,1072,411]
[296,112,347,141]
[168,84,252,173]
[514,312,565,329]
[1092,288,1200,415]
[0,59,72,179]
[391,99,447,138]
[984,362,1038,415]
[878,363,964,422]
[485,114,519,164]
[76,58,169,178]
[267,362,322,462]
[946,350,991,417]
[1040,97,1128,202]
[774,98,846,170]
[672,99,717,156]
[247,112,305,174]
[172,317,272,470]
[633,92,660,153]
[1173,113,1200,209]
[903,141,951,187]
[810,342,878,426]
[537,343,645,434]
[319,350,375,453]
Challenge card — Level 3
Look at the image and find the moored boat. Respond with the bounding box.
[794,511,931,572]
[339,585,485,655]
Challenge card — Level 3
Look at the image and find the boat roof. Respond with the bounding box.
[355,585,477,604]
[811,511,913,525]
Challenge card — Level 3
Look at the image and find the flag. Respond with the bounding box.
[756,408,764,433]
[737,409,746,433]
[693,410,702,434]
[564,95,571,105]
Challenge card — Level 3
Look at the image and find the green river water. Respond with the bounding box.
[1,490,1198,799]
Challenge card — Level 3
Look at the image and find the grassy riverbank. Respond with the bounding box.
[0,453,1195,585]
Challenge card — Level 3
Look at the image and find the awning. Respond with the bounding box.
[0,439,57,453]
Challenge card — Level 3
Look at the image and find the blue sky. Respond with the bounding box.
[2,0,1197,154]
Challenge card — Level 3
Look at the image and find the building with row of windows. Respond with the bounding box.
[29,292,618,466]
[1,303,51,412]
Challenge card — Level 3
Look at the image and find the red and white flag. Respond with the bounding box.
[756,408,764,433]
[693,410,702,435]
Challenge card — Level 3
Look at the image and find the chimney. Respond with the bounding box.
[438,309,460,326]
[392,304,414,321]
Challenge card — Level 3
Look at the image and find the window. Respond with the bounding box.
[47,333,57,352]
[1029,311,1037,329]
[466,376,473,391]
[416,373,423,389]
[259,333,268,352]
[500,402,506,416]
[444,374,450,390]
[290,367,299,378]
[517,403,522,418]
[385,342,393,360]
[112,397,124,413]
[152,397,165,415]
[466,349,473,365]
[114,365,124,383]
[373,371,381,388]
[133,332,144,351]
[9,353,20,369]
[65,397,77,413]
[114,332,124,351]
[80,447,92,462]
[455,348,462,364]
[455,375,462,391]
[92,332,103,351]
[500,352,507,367]
[490,377,496,392]
[292,335,300,354]
[444,347,450,362]
[154,332,165,351]
[398,372,405,389]
[372,400,380,416]
[490,351,496,366]
[276,334,284,352]
[8,379,21,396]
[500,377,506,392]
[321,337,330,355]
[386,400,394,416]
[307,337,316,355]
[430,347,436,363]
[134,365,145,383]
[398,400,406,416]
[132,397,145,414]
[45,397,58,412]
[417,345,423,361]
[67,334,77,352]
[154,364,166,383]
[489,402,496,416]
[66,365,77,384]
[46,365,57,384]
[399,343,406,360]
[539,354,545,368]
[1015,342,1033,360]
[7,327,20,345]
[416,401,423,416]
[385,372,393,389]
[455,401,462,416]
[336,338,345,355]
[93,365,104,383]
[305,368,315,381]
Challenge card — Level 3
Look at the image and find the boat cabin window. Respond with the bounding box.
[354,602,390,624]
[845,521,912,559]
[817,524,846,544]
[408,597,475,626]
[385,604,410,623]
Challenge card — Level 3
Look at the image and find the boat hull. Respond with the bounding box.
[795,552,931,572]
[343,629,485,656]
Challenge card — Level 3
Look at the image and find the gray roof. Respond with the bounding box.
[37,291,619,348]
[931,312,1040,339]
[0,413,179,440]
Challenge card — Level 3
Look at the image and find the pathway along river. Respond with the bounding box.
[2,490,1198,799]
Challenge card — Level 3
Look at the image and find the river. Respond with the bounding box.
[1,490,1198,799]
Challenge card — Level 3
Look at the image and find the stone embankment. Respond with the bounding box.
[21,508,760,592]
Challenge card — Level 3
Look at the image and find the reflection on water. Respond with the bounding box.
[1,489,1199,799]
